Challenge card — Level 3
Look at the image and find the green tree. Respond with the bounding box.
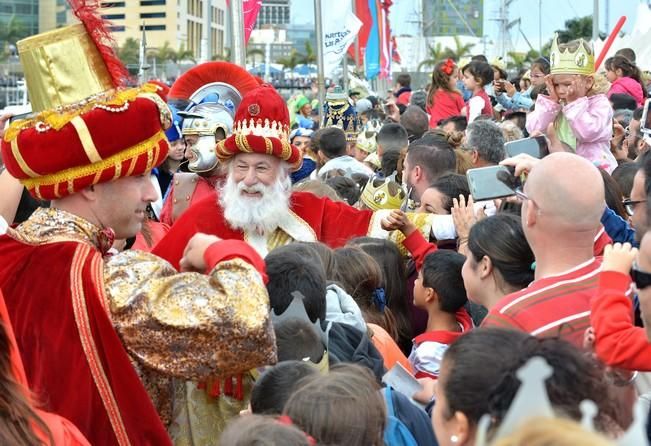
[247,47,265,67]
[211,47,231,61]
[117,37,140,66]
[277,48,302,70]
[417,42,445,72]
[153,41,177,64]
[0,15,26,60]
[443,36,475,60]
[556,16,594,42]
[176,45,196,63]
[300,41,316,65]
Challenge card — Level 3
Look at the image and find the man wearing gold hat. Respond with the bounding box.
[0,3,275,445]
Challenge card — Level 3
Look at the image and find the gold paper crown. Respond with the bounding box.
[360,176,406,211]
[356,132,377,154]
[549,33,595,76]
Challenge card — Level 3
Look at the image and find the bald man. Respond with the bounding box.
[482,153,607,347]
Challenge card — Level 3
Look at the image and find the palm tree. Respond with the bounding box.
[176,45,196,63]
[154,41,177,64]
[117,37,140,66]
[277,48,302,70]
[443,36,475,61]
[507,51,528,69]
[0,15,26,60]
[211,47,231,62]
[300,41,316,65]
[247,48,265,67]
[417,42,445,72]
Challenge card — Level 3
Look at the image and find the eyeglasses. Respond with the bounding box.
[622,198,646,216]
[631,263,651,290]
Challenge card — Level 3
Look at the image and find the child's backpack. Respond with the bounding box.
[383,387,419,446]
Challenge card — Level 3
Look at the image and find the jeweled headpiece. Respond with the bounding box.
[323,87,360,143]
[1,0,171,200]
[549,33,595,76]
[215,84,302,170]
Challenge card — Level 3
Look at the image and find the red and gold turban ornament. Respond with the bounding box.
[215,84,302,171]
[0,0,171,200]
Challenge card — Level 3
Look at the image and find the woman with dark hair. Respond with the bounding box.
[462,214,535,311]
[0,290,89,445]
[348,237,413,354]
[332,247,411,371]
[418,174,470,215]
[431,328,624,446]
[599,169,629,220]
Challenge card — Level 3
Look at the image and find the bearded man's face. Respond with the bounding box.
[220,153,291,235]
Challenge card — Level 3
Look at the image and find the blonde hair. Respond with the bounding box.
[492,417,614,446]
[455,148,474,175]
[499,120,524,143]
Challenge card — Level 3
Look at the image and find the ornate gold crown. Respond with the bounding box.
[549,33,594,76]
[360,176,406,211]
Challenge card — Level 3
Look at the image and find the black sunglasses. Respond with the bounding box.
[622,198,646,216]
[631,265,651,290]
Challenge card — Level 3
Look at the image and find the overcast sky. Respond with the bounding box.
[291,0,641,52]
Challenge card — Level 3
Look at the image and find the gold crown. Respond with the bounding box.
[356,132,377,154]
[360,176,406,211]
[549,33,594,76]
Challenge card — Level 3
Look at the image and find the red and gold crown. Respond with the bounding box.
[0,0,171,200]
[215,84,302,170]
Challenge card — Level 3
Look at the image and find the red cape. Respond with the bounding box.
[0,237,172,446]
[153,191,375,269]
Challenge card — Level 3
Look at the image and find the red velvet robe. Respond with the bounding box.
[0,238,172,446]
[153,191,376,269]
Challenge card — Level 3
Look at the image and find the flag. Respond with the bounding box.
[348,0,372,65]
[378,0,391,78]
[225,0,262,45]
[391,35,401,64]
[243,0,262,44]
[365,0,380,79]
[321,0,362,77]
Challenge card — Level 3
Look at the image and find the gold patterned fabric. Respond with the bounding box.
[13,207,277,427]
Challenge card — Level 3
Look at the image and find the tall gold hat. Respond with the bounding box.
[549,33,595,76]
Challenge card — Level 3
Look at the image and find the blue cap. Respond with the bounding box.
[165,104,183,142]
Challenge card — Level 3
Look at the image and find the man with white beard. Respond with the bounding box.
[153,84,458,266]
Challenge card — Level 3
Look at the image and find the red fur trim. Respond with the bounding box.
[169,62,260,100]
[68,0,129,87]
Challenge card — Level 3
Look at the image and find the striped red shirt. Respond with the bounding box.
[482,258,602,347]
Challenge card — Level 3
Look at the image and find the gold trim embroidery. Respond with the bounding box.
[70,244,131,446]
[71,116,103,164]
[21,131,165,189]
[11,138,39,178]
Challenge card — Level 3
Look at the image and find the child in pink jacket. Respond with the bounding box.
[527,37,616,173]
[605,55,647,106]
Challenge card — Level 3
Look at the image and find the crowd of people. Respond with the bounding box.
[3,2,651,445]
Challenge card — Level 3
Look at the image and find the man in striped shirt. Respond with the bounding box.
[482,153,606,347]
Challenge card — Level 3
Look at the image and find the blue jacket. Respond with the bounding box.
[601,207,637,247]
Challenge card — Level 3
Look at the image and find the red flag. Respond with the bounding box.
[391,35,401,64]
[348,0,372,65]
[225,0,262,44]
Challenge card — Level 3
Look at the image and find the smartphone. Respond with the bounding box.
[466,165,517,201]
[8,112,31,124]
[641,98,651,135]
[504,136,549,159]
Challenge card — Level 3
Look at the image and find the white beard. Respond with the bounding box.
[220,171,292,235]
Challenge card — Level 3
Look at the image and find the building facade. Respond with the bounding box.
[0,0,39,49]
[99,0,228,61]
[255,0,290,28]
[422,0,482,37]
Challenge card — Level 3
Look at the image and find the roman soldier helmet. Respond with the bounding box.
[0,0,171,200]
[168,62,260,172]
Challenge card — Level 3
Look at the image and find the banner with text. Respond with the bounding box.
[321,0,362,77]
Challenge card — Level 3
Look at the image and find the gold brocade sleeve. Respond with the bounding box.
[104,250,276,380]
[367,210,435,257]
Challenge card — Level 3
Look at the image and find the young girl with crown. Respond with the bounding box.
[526,34,617,173]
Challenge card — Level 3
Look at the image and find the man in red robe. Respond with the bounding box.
[0,12,275,446]
[153,84,457,266]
